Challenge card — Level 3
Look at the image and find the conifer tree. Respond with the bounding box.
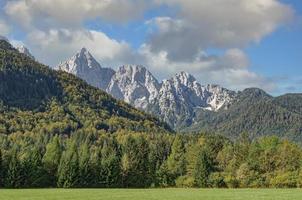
[42,135,62,186]
[167,135,186,182]
[57,141,79,188]
[193,148,213,187]
[78,143,91,187]
[0,149,3,187]
[5,150,22,188]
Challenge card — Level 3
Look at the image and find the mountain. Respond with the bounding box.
[16,45,35,60]
[56,48,115,90]
[0,39,170,136]
[185,88,302,141]
[57,50,235,129]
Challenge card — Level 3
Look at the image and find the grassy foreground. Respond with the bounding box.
[0,189,302,200]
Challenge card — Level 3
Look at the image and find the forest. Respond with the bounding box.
[0,131,302,188]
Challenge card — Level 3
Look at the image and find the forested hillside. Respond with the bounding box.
[0,40,170,136]
[185,88,302,141]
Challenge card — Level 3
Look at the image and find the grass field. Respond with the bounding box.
[0,189,302,200]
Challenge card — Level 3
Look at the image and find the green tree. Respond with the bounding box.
[167,135,186,183]
[42,135,62,186]
[57,141,79,188]
[99,142,120,187]
[193,148,213,187]
[0,149,3,187]
[78,143,91,187]
[21,147,47,187]
[5,150,22,188]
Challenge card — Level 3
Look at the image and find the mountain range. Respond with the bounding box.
[56,48,236,129]
[2,38,302,141]
[55,47,302,140]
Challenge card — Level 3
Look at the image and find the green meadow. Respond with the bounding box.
[0,189,302,200]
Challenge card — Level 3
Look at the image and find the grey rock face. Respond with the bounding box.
[107,65,160,109]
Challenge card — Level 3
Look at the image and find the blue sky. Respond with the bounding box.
[0,0,301,95]
[247,0,302,94]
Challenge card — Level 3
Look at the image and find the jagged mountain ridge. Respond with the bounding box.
[56,48,235,129]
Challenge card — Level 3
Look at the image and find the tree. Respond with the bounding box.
[193,148,213,187]
[120,135,150,187]
[42,135,62,186]
[57,141,79,188]
[0,149,3,187]
[21,147,47,187]
[5,150,22,188]
[167,135,186,183]
[78,143,91,187]
[99,141,120,187]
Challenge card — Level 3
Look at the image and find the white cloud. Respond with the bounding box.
[20,28,277,92]
[149,0,294,62]
[5,0,149,29]
[26,29,143,67]
[139,44,276,92]
[2,0,293,93]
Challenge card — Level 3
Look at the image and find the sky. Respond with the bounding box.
[0,0,301,95]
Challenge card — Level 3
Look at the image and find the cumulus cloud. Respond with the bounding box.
[5,0,149,29]
[26,29,144,67]
[139,44,276,91]
[1,0,294,93]
[149,0,294,62]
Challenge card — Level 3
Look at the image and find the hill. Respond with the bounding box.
[184,88,302,141]
[0,40,170,135]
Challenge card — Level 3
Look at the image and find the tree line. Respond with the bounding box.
[0,131,302,188]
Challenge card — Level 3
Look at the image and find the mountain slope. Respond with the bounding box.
[0,40,170,135]
[185,88,302,140]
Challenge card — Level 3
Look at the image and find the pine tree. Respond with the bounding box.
[57,141,79,188]
[78,143,91,187]
[100,142,120,187]
[5,150,22,188]
[42,135,62,186]
[167,135,186,182]
[0,149,3,187]
[22,147,47,187]
[194,148,213,187]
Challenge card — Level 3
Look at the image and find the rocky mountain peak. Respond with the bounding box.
[56,48,115,90]
[174,71,196,85]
